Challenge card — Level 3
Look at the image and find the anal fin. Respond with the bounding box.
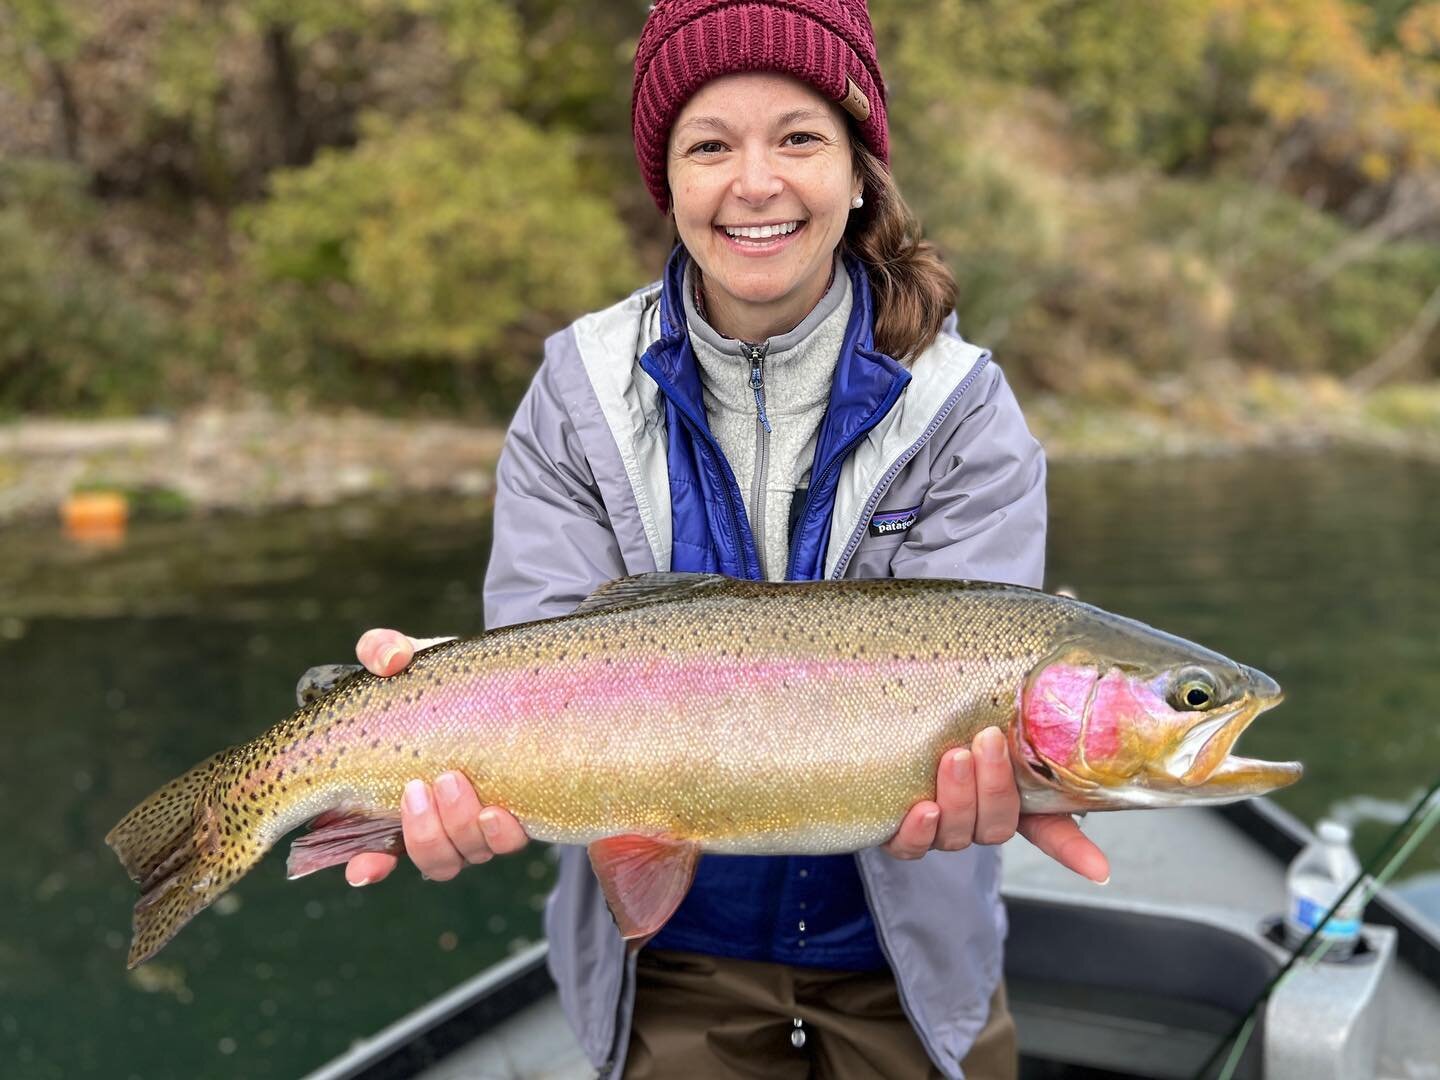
[587,835,700,946]
[286,810,403,879]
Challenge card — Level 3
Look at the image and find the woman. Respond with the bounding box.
[344,2,1109,1076]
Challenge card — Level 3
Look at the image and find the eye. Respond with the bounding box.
[690,141,726,155]
[1174,678,1216,710]
[784,132,819,147]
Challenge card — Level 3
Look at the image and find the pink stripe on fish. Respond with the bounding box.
[476,656,940,722]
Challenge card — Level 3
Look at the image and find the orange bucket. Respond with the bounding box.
[62,491,130,543]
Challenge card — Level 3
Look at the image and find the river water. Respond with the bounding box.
[2,449,1436,1078]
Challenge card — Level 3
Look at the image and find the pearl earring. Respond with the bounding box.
[851,194,864,209]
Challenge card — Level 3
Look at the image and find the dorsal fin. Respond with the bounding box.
[573,573,731,616]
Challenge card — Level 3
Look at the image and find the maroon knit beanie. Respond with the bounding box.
[632,0,890,214]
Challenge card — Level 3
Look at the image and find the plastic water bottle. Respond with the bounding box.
[1283,819,1366,960]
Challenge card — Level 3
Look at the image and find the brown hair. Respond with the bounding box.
[843,138,958,363]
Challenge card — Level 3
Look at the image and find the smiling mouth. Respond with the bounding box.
[716,220,807,244]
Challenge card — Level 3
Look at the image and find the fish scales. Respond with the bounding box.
[246,579,1066,852]
[107,574,1300,967]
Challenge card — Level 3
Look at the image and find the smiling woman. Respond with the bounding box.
[338,2,1090,1078]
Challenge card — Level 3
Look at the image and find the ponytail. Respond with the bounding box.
[845,138,958,363]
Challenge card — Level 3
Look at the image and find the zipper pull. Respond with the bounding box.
[747,344,772,434]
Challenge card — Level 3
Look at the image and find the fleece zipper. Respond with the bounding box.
[744,341,772,577]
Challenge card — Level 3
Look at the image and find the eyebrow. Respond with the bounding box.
[675,108,834,137]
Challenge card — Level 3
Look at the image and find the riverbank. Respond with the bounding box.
[2,373,1437,526]
[0,409,505,525]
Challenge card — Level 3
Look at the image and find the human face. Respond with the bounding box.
[667,72,860,343]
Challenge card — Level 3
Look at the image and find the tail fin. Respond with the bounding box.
[106,750,230,886]
[106,750,267,969]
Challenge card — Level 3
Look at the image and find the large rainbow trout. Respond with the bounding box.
[108,573,1300,968]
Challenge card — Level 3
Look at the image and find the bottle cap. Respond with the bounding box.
[1318,820,1351,844]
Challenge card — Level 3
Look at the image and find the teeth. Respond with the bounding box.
[723,221,800,239]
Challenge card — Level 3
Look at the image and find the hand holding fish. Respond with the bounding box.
[344,628,530,887]
[881,729,1111,884]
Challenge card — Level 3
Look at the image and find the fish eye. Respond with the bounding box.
[1174,678,1216,711]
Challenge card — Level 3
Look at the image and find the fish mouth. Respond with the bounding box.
[1164,684,1301,797]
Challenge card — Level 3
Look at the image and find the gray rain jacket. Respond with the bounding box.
[481,276,1047,1078]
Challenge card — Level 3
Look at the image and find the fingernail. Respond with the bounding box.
[348,873,375,888]
[1094,874,1110,886]
[404,779,429,815]
[478,808,499,838]
[379,645,403,672]
[978,727,1005,759]
[436,772,460,802]
[951,749,972,781]
[921,808,940,828]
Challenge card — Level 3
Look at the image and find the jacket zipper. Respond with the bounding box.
[828,355,991,580]
[746,342,772,577]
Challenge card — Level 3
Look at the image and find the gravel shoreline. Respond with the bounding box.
[3,376,1437,527]
[0,409,505,525]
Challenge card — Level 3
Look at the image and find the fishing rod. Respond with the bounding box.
[1190,774,1440,1080]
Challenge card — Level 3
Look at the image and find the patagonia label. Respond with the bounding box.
[868,506,919,538]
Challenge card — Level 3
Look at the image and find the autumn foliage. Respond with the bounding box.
[0,0,1438,414]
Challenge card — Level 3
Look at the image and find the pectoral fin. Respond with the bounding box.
[587,835,700,946]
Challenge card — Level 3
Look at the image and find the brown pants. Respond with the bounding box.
[624,949,1017,1080]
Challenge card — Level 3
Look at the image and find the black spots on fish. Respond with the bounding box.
[330,757,340,770]
[370,739,381,749]
[393,743,403,753]
[991,695,1000,707]
[412,750,420,759]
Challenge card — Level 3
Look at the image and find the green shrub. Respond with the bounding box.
[241,109,643,412]
[0,160,181,415]
[1141,178,1440,376]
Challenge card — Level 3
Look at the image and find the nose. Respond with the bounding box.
[1242,665,1282,702]
[732,145,783,204]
